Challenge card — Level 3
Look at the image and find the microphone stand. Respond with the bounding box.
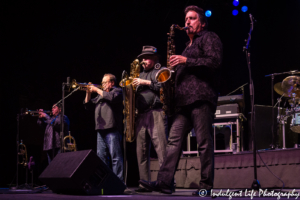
[121,71,128,184]
[243,14,260,190]
[60,77,70,153]
[226,83,248,115]
[226,83,248,96]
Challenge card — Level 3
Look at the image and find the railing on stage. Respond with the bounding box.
[182,113,246,156]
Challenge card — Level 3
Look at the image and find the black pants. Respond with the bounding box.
[157,101,215,190]
[136,108,168,183]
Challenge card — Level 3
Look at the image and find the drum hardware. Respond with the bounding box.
[276,98,289,149]
[276,92,300,150]
[265,73,300,149]
[289,93,300,133]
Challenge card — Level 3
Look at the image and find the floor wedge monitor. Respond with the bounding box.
[39,150,126,195]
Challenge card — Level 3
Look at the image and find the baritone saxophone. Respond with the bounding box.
[119,59,143,142]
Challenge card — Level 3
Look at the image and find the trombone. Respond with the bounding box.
[71,79,103,91]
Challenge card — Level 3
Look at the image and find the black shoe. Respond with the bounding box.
[192,189,211,196]
[138,180,172,194]
[135,187,152,193]
[123,187,135,195]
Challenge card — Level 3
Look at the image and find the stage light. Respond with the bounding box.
[232,10,238,16]
[233,0,239,6]
[205,10,212,17]
[241,6,248,12]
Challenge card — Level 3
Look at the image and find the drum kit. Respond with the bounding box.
[272,71,300,148]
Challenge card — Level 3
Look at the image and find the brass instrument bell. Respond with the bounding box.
[63,131,77,152]
[71,79,102,91]
[155,24,188,84]
[119,59,142,90]
[18,140,28,167]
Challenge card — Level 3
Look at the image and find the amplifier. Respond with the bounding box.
[215,104,239,115]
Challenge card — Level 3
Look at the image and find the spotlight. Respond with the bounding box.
[232,10,238,16]
[241,6,248,12]
[233,0,239,6]
[205,10,212,17]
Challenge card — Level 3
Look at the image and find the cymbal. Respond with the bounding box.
[287,70,300,75]
[274,82,284,96]
[281,76,300,98]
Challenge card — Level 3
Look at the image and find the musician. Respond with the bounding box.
[38,104,70,164]
[132,46,168,192]
[83,74,124,182]
[139,6,223,195]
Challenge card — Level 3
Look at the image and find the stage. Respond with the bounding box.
[1,149,300,199]
[151,148,300,189]
[1,188,300,200]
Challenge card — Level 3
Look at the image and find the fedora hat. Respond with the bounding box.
[137,46,159,59]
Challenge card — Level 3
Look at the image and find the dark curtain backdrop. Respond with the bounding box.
[1,0,299,187]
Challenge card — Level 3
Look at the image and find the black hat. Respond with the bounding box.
[137,46,159,59]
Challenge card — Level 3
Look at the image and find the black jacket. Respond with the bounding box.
[136,65,165,112]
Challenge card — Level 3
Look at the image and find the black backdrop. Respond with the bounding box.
[1,0,299,187]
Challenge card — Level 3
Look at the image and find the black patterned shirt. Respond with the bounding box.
[37,114,70,151]
[175,30,223,108]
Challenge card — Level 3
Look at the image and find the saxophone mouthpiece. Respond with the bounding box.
[173,24,189,30]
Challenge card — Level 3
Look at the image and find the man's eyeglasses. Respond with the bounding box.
[101,81,111,84]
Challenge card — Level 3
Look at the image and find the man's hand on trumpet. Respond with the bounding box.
[85,82,103,101]
[38,109,47,118]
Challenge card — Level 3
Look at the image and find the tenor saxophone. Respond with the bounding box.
[155,24,188,117]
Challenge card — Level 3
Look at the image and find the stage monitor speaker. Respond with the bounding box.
[39,150,126,195]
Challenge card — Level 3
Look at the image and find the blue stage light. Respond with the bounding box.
[232,10,238,16]
[205,10,212,17]
[233,0,239,6]
[241,6,248,12]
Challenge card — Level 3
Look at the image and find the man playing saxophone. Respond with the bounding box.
[132,46,168,192]
[139,6,223,195]
[38,104,70,164]
[83,74,124,182]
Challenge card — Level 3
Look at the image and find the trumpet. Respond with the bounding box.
[23,108,51,117]
[71,79,103,91]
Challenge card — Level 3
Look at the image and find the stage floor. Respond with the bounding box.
[1,188,299,200]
